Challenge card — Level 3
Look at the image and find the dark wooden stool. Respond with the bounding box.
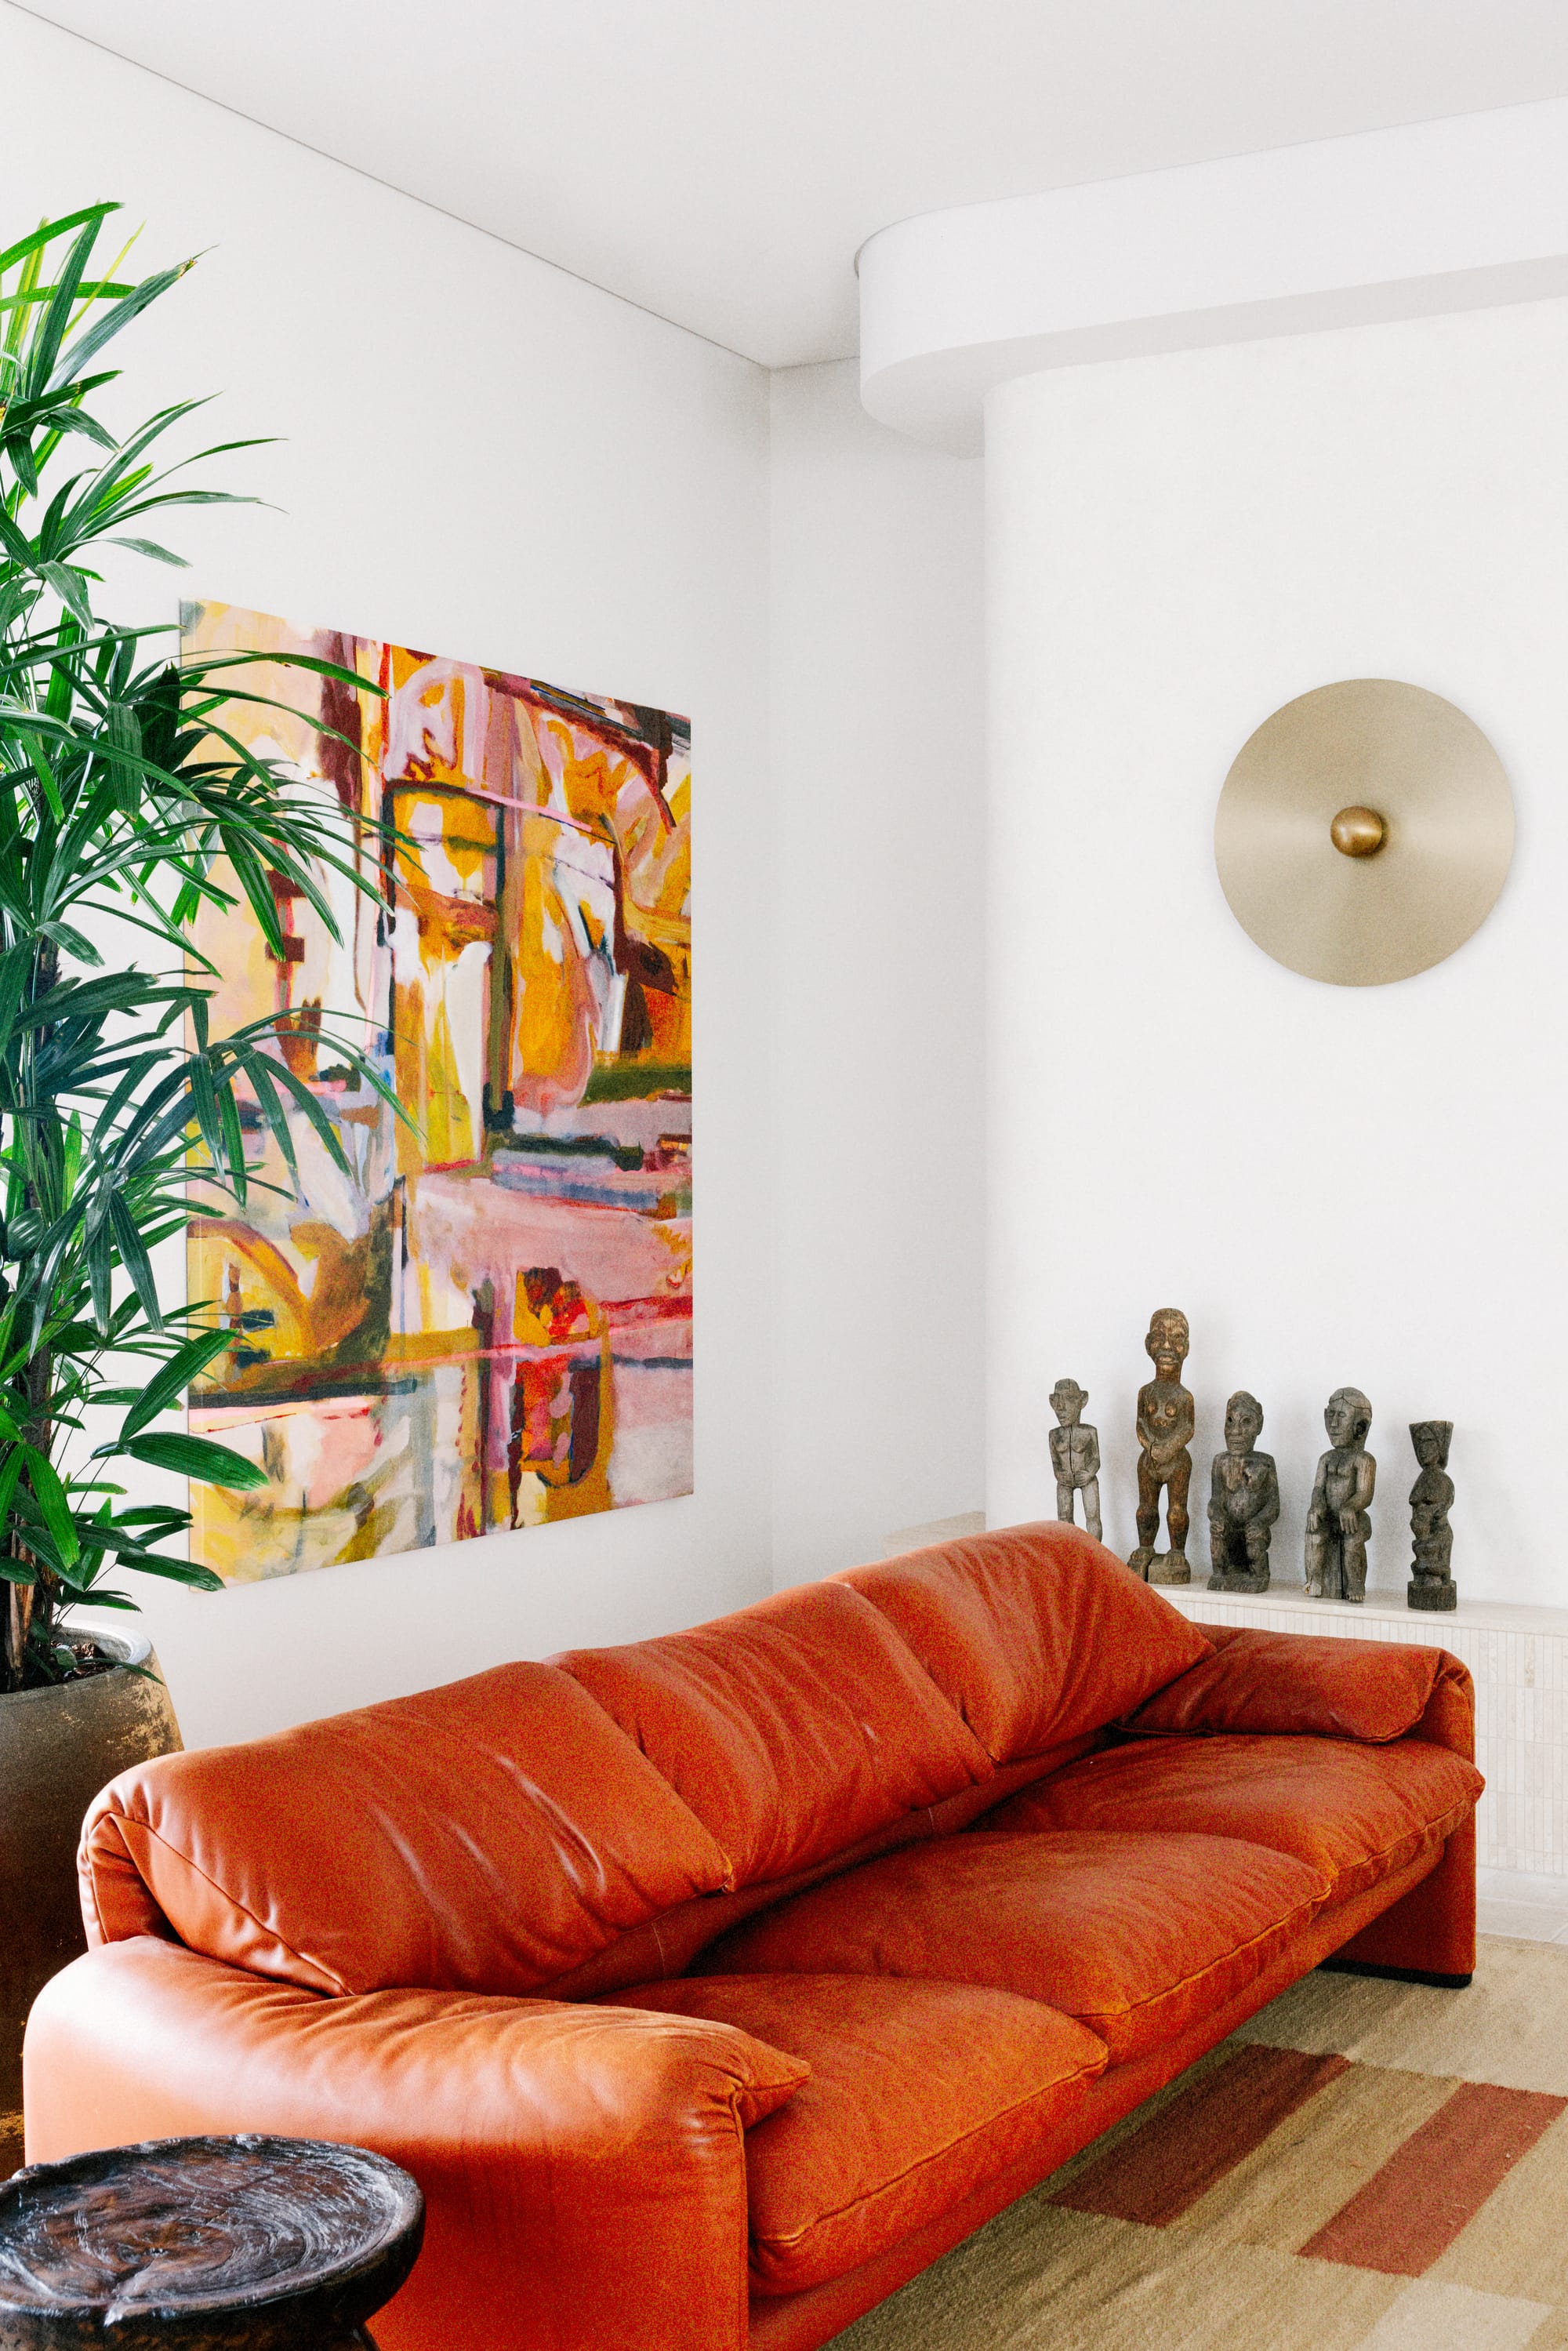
[0,2135,423,2348]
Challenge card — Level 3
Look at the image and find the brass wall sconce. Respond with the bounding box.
[1214,678,1514,986]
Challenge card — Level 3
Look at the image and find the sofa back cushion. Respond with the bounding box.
[843,1521,1213,1764]
[78,1662,731,1997]
[1120,1626,1455,1743]
[555,1580,993,1888]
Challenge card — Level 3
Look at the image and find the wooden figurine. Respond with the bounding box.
[1207,1390,1279,1593]
[1130,1307,1193,1584]
[1408,1420,1457,1612]
[1305,1386,1375,1602]
[1049,1379,1102,1543]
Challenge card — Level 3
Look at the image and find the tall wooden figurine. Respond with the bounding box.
[1408,1420,1457,1612]
[1305,1386,1375,1602]
[1049,1379,1102,1543]
[1130,1307,1193,1584]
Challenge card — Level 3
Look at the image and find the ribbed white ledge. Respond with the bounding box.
[859,98,1568,452]
[1163,1583,1568,1641]
[1163,1582,1568,1877]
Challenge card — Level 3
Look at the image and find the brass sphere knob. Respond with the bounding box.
[1330,805,1387,858]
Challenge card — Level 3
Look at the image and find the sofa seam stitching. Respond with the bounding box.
[749,2054,1108,2258]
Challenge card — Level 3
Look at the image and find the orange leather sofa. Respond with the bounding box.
[24,1524,1481,2351]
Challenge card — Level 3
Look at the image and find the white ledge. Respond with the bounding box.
[859,99,1568,453]
[1162,1582,1568,1642]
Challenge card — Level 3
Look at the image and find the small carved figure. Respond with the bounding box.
[1207,1390,1279,1593]
[1305,1386,1376,1602]
[1049,1379,1102,1543]
[1130,1307,1194,1584]
[1408,1420,1457,1612]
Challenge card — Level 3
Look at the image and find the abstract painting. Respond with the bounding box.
[182,603,691,1580]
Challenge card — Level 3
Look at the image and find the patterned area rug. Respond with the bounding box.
[829,1940,1568,2351]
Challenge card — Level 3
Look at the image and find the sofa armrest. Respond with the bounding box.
[24,1939,808,2351]
[1121,1626,1474,1754]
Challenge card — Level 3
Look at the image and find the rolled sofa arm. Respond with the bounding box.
[1122,1626,1474,1756]
[24,1939,808,2351]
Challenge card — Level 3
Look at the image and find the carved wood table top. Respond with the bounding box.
[0,2135,423,2348]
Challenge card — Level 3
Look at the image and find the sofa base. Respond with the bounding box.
[1318,1957,1472,1989]
[747,1834,1454,2351]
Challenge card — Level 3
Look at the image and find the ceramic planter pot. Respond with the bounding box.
[0,1630,181,2118]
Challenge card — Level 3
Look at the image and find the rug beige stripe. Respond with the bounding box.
[1434,2108,1568,2305]
[1231,1941,1568,2094]
[1348,2280,1552,2351]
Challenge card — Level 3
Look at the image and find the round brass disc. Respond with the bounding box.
[1215,679,1514,986]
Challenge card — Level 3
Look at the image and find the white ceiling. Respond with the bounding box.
[18,0,1568,368]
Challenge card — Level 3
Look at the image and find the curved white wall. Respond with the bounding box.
[985,300,1568,1601]
[862,99,1568,453]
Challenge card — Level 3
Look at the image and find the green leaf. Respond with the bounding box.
[0,205,119,276]
[9,433,39,498]
[123,1431,267,1490]
[117,1553,224,1592]
[120,1326,233,1439]
[19,1443,80,1568]
[0,282,132,318]
[0,1444,28,1541]
[0,940,34,1052]
[108,1192,163,1332]
[85,1219,113,1335]
[49,254,197,394]
[26,216,102,397]
[108,536,189,567]
[48,408,118,452]
[38,917,103,967]
[38,561,93,623]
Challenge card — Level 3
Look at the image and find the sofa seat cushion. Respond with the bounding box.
[698,1830,1325,2065]
[604,1972,1106,2294]
[555,1580,993,1890]
[842,1522,1213,1765]
[986,1733,1483,1902]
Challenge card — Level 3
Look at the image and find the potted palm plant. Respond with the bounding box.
[0,203,389,2120]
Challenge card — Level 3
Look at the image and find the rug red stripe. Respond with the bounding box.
[1051,2043,1350,2226]
[1299,2080,1568,2275]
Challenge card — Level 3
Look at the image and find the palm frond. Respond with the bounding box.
[0,204,394,1691]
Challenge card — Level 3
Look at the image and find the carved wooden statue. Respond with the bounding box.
[1130,1307,1193,1584]
[1207,1390,1279,1593]
[1408,1419,1457,1613]
[1049,1379,1102,1543]
[1305,1386,1375,1602]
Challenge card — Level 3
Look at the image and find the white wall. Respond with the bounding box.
[986,299,1568,1602]
[768,363,985,1583]
[0,6,774,1743]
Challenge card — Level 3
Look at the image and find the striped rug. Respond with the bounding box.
[829,1939,1568,2351]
